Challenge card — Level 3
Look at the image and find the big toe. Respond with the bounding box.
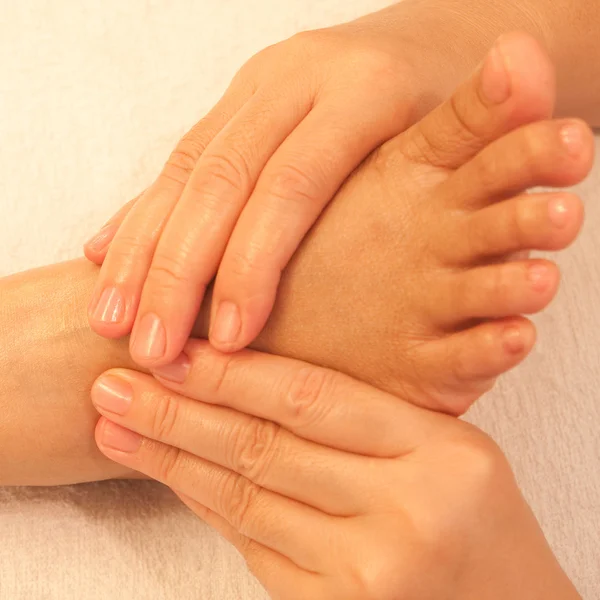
[389,31,556,170]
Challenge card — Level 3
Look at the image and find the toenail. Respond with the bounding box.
[503,326,525,354]
[560,123,585,157]
[548,196,570,228]
[527,264,551,291]
[480,44,511,104]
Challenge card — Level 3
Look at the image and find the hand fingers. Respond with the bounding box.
[210,90,408,352]
[129,76,314,367]
[149,340,439,457]
[95,416,332,571]
[88,85,253,339]
[83,194,142,265]
[92,368,375,515]
[175,492,324,599]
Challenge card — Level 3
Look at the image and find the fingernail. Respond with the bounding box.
[92,375,133,415]
[527,264,551,291]
[211,301,241,346]
[100,420,142,453]
[548,196,570,228]
[131,313,166,361]
[560,122,584,157]
[480,43,511,104]
[152,353,190,384]
[85,224,114,253]
[92,287,125,324]
[503,326,524,354]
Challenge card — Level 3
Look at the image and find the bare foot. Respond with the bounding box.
[253,33,595,414]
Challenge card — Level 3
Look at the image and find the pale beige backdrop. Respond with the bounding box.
[0,1,598,598]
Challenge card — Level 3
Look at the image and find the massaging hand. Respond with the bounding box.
[91,343,578,599]
[83,12,445,367]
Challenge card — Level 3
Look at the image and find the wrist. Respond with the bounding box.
[456,452,581,600]
[0,260,140,485]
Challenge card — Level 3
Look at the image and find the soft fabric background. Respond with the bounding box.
[0,1,598,598]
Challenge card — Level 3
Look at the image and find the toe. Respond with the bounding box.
[432,259,560,326]
[450,118,595,208]
[389,31,555,170]
[412,317,536,415]
[447,192,584,263]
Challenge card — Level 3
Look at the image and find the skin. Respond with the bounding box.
[0,34,593,487]
[0,32,592,598]
[84,0,600,367]
[92,342,581,599]
[95,33,593,413]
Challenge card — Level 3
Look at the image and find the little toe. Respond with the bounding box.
[448,192,584,263]
[432,259,560,326]
[412,317,536,415]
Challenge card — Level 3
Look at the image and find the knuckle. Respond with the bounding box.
[346,554,399,600]
[204,352,237,396]
[267,162,322,207]
[222,245,273,283]
[236,535,262,568]
[448,92,482,145]
[239,42,278,76]
[518,126,543,169]
[108,231,154,262]
[229,418,280,483]
[470,150,502,190]
[448,433,509,500]
[405,124,452,169]
[156,444,184,486]
[483,265,510,300]
[448,343,474,386]
[163,136,206,186]
[508,200,531,248]
[462,221,485,259]
[289,29,328,51]
[151,391,181,440]
[198,148,252,198]
[147,250,197,293]
[351,47,399,85]
[218,471,261,533]
[283,366,336,430]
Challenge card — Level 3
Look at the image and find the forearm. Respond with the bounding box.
[357,0,600,125]
[0,260,140,484]
[0,247,385,485]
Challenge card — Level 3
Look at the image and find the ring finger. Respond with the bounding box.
[95,415,335,571]
[91,369,373,515]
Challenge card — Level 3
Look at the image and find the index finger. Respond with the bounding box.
[150,340,445,457]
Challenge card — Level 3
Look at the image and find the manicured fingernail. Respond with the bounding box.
[503,326,525,354]
[85,224,114,253]
[560,122,584,157]
[480,43,511,104]
[92,287,125,324]
[131,313,166,361]
[211,301,241,346]
[100,420,142,453]
[527,264,551,291]
[152,353,190,384]
[548,196,570,228]
[92,375,133,415]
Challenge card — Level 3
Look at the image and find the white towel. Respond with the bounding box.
[1,1,598,598]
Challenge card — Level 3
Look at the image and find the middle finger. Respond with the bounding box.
[95,416,331,572]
